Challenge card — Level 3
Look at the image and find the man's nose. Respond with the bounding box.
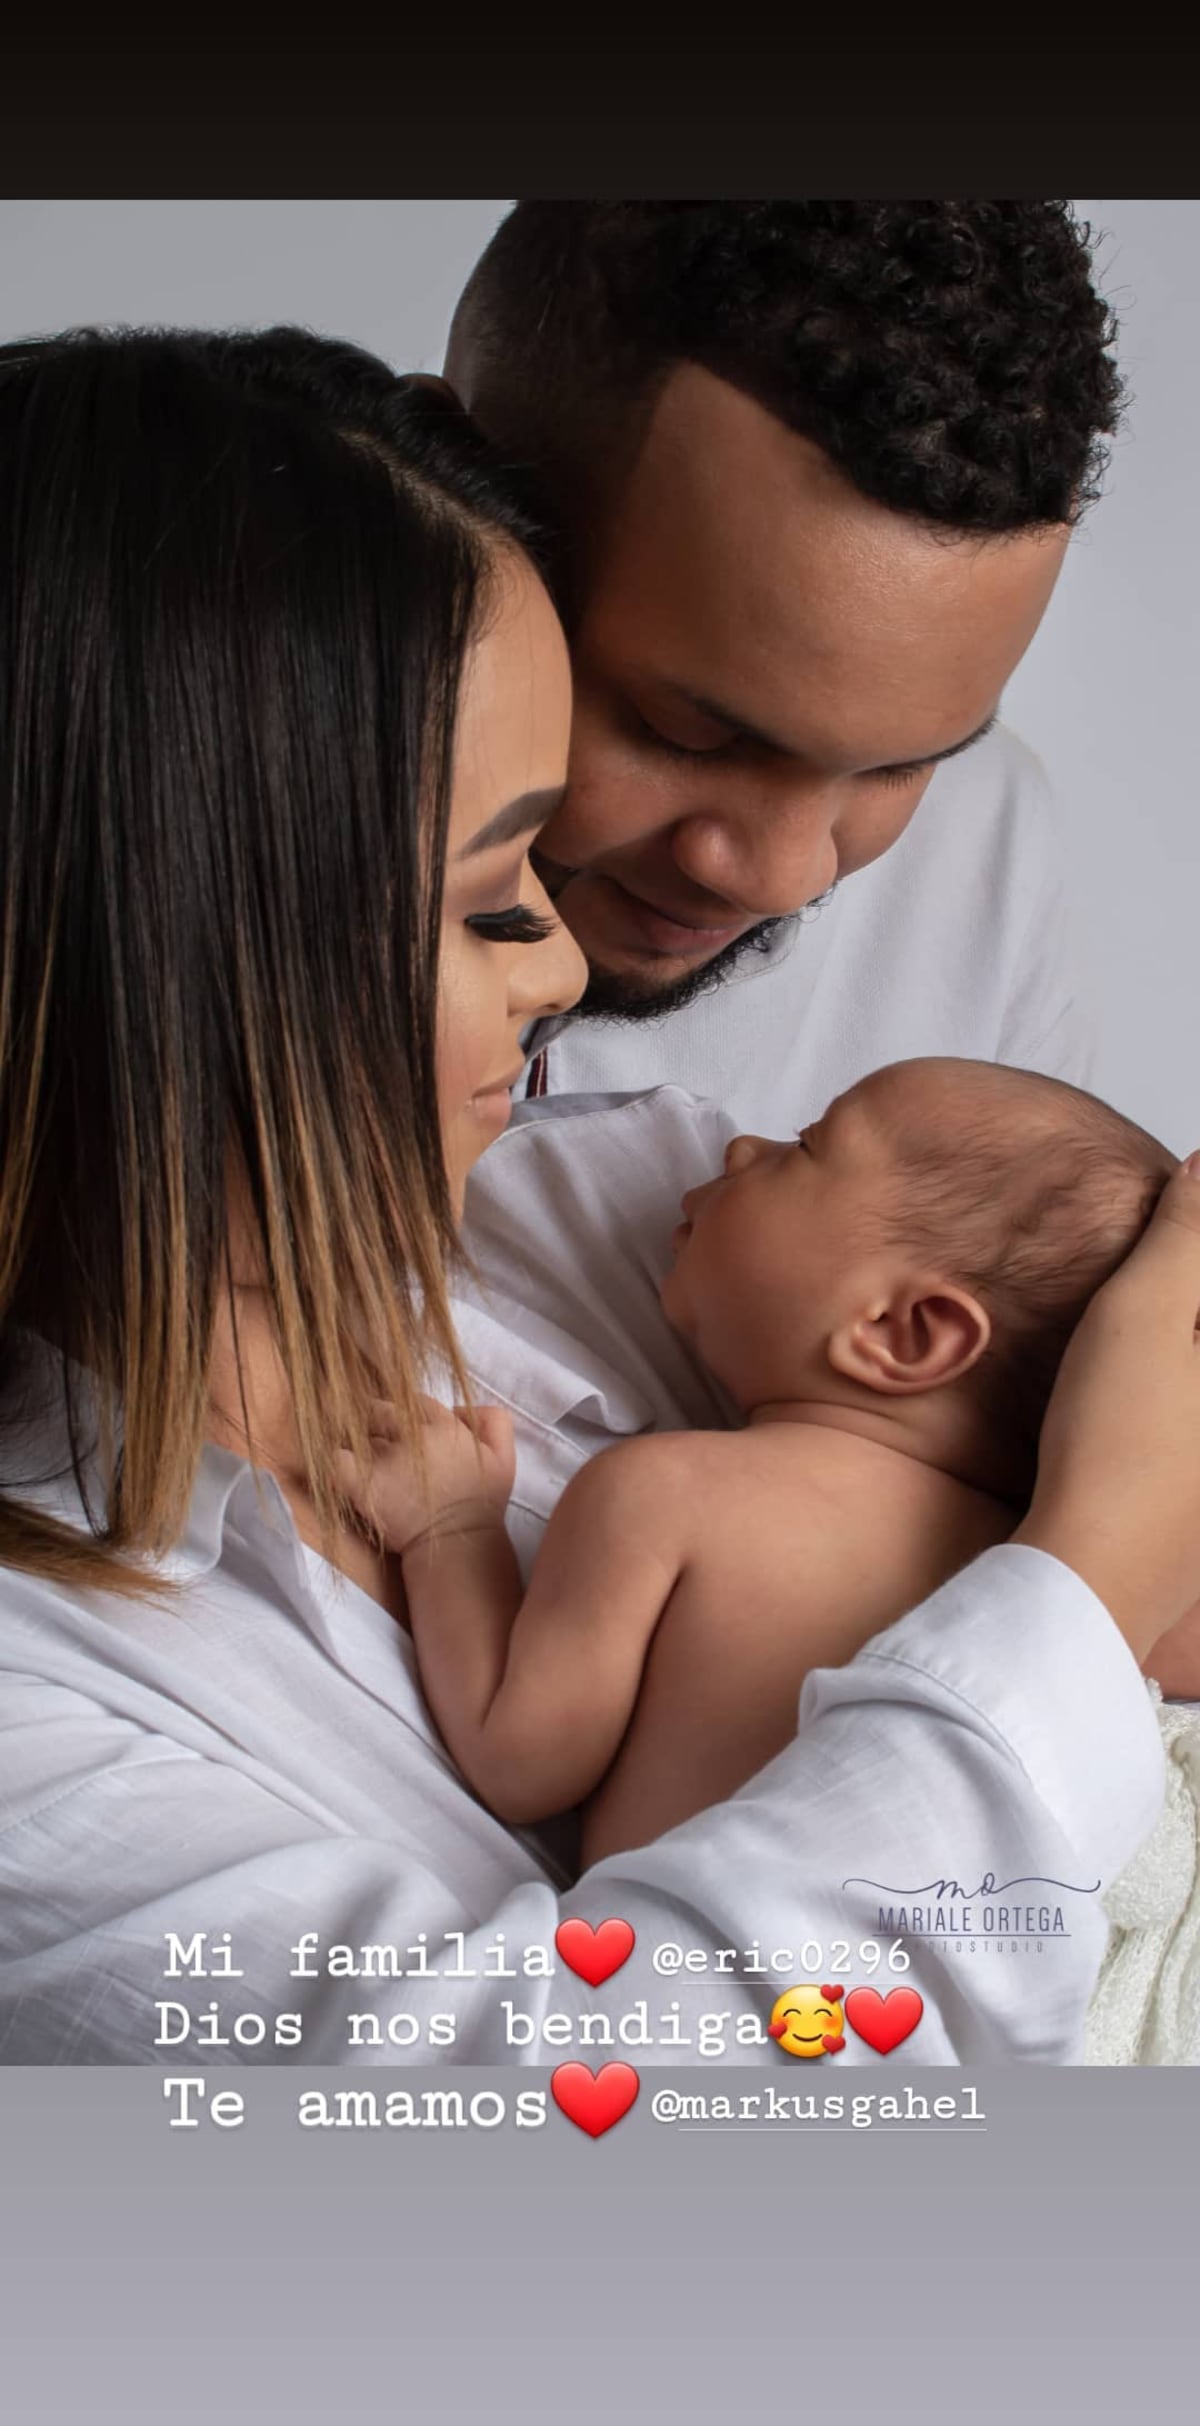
[668,783,841,920]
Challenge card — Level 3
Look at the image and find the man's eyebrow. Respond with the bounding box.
[458,786,567,859]
[662,684,794,757]
[664,684,998,774]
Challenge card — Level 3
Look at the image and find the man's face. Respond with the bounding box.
[533,365,1070,1018]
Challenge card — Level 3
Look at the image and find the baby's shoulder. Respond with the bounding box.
[700,1420,876,1488]
[671,1423,961,1551]
[571,1426,724,1501]
[576,1424,858,1521]
[567,1421,926,1522]
[692,1425,1009,1606]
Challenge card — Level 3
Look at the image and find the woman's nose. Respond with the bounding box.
[724,1133,771,1175]
[514,912,588,1024]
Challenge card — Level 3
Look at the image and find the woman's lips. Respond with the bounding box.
[604,876,747,958]
[471,1064,526,1129]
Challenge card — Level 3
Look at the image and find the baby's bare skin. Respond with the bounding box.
[389,1405,1010,1865]
[566,1422,1010,1863]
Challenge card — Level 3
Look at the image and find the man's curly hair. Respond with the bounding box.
[450,202,1124,532]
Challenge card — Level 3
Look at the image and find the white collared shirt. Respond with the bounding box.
[0,1091,1166,2069]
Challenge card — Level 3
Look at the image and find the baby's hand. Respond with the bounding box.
[335,1395,515,1554]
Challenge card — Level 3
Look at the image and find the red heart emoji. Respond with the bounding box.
[844,1986,924,2054]
[555,1917,636,1988]
[551,2061,640,2139]
[820,1984,845,2003]
[822,2033,846,2054]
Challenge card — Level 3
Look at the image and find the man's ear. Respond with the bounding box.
[827,1282,990,1397]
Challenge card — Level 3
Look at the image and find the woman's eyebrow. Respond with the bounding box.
[459,786,567,858]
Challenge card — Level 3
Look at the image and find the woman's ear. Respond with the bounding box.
[827,1282,991,1397]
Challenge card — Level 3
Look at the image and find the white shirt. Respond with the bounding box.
[520,724,1093,1129]
[0,1090,1166,2069]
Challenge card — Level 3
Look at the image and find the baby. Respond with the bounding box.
[341,1057,1175,1864]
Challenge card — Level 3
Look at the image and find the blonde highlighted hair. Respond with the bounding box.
[0,327,541,1592]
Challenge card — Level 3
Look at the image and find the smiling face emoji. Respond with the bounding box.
[768,1983,846,2058]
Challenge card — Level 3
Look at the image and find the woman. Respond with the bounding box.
[0,326,1195,2067]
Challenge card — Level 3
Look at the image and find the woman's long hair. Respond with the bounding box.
[0,326,539,1592]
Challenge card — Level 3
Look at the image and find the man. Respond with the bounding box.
[445,201,1117,1128]
[438,206,1198,2062]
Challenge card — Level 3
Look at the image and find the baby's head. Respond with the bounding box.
[662,1058,1176,1496]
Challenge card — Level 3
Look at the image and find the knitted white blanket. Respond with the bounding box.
[1085,1685,1200,2065]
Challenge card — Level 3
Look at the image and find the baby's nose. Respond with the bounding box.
[723,1134,771,1176]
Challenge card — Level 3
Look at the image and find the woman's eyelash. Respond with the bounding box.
[465,906,558,945]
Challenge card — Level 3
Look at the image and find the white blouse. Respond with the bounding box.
[0,1088,1168,2067]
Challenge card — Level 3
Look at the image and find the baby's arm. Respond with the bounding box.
[340,1404,688,1825]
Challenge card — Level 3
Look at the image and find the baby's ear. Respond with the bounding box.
[828,1282,990,1397]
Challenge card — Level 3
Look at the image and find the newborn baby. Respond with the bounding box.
[343,1057,1175,1864]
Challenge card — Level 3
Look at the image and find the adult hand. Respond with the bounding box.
[1143,1595,1200,1699]
[1013,1153,1200,1657]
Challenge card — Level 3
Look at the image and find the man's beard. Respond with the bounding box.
[573,888,837,1024]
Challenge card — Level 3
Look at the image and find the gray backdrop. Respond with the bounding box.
[1,197,1194,1146]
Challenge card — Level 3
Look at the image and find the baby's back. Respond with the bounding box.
[581,1420,1013,1858]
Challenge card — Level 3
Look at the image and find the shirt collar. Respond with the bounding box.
[157,1444,280,1581]
[447,1292,657,1439]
